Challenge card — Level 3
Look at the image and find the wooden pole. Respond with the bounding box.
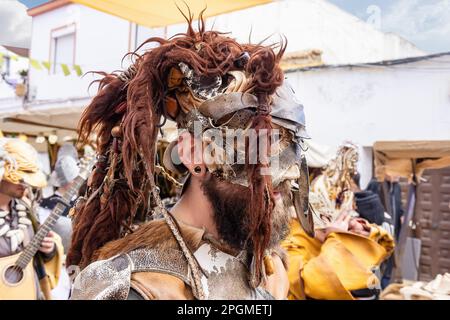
[392,160,418,282]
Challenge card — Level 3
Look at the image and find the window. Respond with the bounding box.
[3,56,11,76]
[50,24,76,74]
[133,24,166,51]
[135,25,153,48]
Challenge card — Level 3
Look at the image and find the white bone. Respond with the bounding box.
[18,217,32,225]
[15,204,27,211]
[0,224,10,237]
[18,211,27,217]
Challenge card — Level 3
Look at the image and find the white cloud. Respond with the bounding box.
[382,0,450,53]
[0,0,32,48]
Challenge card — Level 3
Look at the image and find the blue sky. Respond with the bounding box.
[328,0,450,53]
[10,0,450,53]
[18,0,45,7]
[328,0,391,17]
[328,0,390,18]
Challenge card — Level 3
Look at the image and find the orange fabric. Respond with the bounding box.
[44,232,64,290]
[282,219,394,300]
[131,272,195,300]
[71,0,273,28]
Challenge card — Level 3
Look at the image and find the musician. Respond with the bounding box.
[0,138,63,300]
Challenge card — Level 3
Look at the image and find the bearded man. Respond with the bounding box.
[67,15,313,300]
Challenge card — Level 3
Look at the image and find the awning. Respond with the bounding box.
[304,140,335,168]
[0,106,84,152]
[71,0,273,28]
[281,49,324,71]
[373,140,450,181]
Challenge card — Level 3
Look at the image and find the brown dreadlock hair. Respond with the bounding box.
[67,11,286,282]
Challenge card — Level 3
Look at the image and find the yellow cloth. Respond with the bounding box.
[282,219,394,300]
[43,232,64,289]
[71,0,273,28]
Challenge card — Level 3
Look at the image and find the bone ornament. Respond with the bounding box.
[15,204,26,211]
[0,224,10,237]
[18,217,32,225]
[6,229,25,252]
[0,203,33,252]
[18,211,27,217]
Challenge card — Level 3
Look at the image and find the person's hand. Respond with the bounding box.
[261,254,289,300]
[315,210,352,242]
[348,218,371,237]
[39,231,55,254]
[326,210,352,233]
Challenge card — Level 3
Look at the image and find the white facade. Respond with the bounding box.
[286,54,450,187]
[28,3,130,102]
[204,0,425,64]
[0,46,29,114]
[0,3,133,142]
[137,0,425,65]
[23,0,426,105]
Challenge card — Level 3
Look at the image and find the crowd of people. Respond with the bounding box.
[0,17,408,300]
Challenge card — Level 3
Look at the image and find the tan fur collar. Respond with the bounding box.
[94,218,206,261]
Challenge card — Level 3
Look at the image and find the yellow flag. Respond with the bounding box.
[9,55,18,61]
[61,64,71,76]
[42,61,51,71]
[30,59,43,70]
[0,54,3,68]
[73,64,83,76]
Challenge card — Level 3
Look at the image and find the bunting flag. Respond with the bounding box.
[73,64,83,76]
[30,58,43,70]
[42,61,51,71]
[0,52,83,77]
[61,63,71,76]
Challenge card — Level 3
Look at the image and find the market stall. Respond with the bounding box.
[374,140,450,297]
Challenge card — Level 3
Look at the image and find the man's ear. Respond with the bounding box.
[177,131,193,169]
[178,131,206,177]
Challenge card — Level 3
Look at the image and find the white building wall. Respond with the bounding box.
[285,56,450,187]
[161,0,425,65]
[0,47,29,113]
[24,0,427,104]
[28,3,130,102]
[0,48,28,95]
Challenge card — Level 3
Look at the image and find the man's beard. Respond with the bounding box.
[0,181,27,199]
[201,175,292,251]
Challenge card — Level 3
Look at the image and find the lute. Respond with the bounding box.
[0,153,95,300]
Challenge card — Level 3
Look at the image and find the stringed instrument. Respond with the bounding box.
[0,154,94,300]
